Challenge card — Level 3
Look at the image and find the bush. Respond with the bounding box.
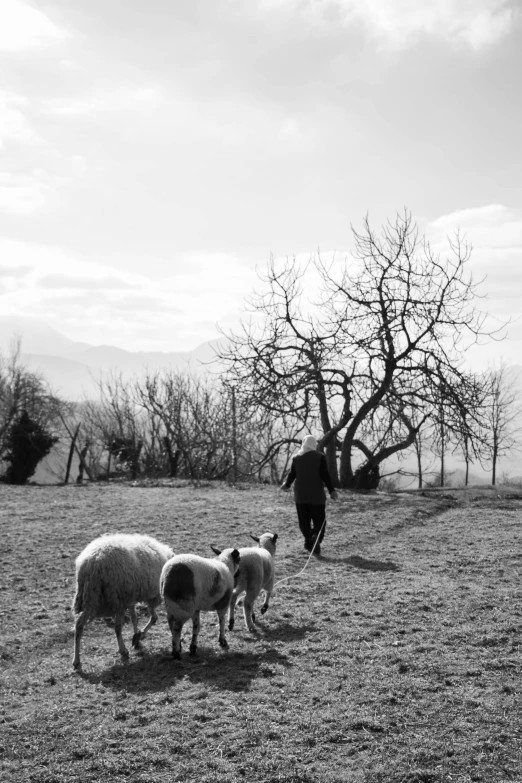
[3,410,58,485]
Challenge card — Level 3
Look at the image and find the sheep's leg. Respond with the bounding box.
[217,608,229,649]
[168,614,184,659]
[72,611,88,670]
[128,606,140,647]
[260,588,272,616]
[132,603,158,649]
[114,613,129,659]
[243,595,257,633]
[189,611,201,656]
[213,588,232,650]
[228,589,240,631]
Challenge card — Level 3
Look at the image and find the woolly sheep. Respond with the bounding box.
[227,532,278,633]
[160,548,240,659]
[72,533,174,670]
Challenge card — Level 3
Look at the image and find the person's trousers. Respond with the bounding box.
[295,503,326,545]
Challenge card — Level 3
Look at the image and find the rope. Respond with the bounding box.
[273,518,326,590]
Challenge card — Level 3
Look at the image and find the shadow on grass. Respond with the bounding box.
[257,618,318,642]
[77,646,289,693]
[320,554,400,572]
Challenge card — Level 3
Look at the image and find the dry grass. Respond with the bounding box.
[1,481,521,782]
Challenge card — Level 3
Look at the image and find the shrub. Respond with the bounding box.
[3,410,58,485]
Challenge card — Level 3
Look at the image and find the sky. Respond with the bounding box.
[0,0,521,368]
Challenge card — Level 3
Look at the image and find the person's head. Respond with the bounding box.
[301,435,317,453]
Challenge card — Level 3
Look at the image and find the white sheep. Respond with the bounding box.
[160,547,240,659]
[72,533,174,670]
[228,532,278,632]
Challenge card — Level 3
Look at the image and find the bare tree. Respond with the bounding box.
[481,363,522,485]
[448,373,489,486]
[218,260,352,484]
[135,370,232,483]
[220,211,499,489]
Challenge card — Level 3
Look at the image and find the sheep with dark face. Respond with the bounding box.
[160,548,240,659]
[72,533,174,670]
[227,532,278,632]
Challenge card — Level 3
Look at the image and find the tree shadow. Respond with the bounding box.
[76,646,290,693]
[320,554,400,572]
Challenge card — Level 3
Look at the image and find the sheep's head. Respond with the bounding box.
[250,532,278,553]
[210,546,241,578]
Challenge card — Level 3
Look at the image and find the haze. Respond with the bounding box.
[0,0,521,369]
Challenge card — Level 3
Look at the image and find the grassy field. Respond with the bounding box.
[1,481,521,782]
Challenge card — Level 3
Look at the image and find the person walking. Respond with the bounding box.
[281,435,337,556]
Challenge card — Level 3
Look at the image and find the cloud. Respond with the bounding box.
[0,0,68,51]
[254,0,518,50]
[0,263,32,278]
[0,239,258,351]
[37,274,139,292]
[429,205,522,249]
[426,205,522,368]
[346,0,517,50]
[44,85,165,118]
[0,91,43,149]
[0,170,66,214]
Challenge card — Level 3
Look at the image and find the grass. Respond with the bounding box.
[1,480,521,782]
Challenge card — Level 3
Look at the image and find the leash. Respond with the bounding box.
[273,518,326,590]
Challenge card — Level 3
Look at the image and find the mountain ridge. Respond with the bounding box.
[0,315,223,400]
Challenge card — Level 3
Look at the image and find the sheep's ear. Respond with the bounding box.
[272,533,278,543]
[210,545,222,556]
[232,549,241,563]
[250,534,260,543]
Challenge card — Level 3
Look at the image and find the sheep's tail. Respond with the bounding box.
[72,589,83,615]
[72,569,99,616]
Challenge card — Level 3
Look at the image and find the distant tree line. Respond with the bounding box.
[1,212,520,487]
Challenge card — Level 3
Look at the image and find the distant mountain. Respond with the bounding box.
[76,341,221,373]
[0,315,224,400]
[0,315,92,357]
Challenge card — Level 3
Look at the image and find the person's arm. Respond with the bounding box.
[281,459,296,490]
[319,454,337,498]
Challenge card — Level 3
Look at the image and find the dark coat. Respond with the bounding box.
[283,450,335,504]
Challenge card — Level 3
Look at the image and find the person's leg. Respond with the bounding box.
[309,505,326,550]
[295,504,313,548]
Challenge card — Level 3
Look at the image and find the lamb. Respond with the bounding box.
[72,533,174,670]
[228,532,278,633]
[160,547,240,659]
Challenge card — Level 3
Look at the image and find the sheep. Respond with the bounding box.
[160,547,240,659]
[72,533,174,670]
[227,532,278,633]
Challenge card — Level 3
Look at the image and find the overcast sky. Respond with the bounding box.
[0,0,521,368]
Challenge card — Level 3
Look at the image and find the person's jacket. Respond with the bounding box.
[284,450,335,503]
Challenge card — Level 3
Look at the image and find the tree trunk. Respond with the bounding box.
[323,438,339,486]
[64,423,81,485]
[231,386,238,483]
[415,436,423,489]
[339,440,354,487]
[131,440,143,479]
[106,436,113,479]
[351,462,380,490]
[340,415,421,491]
[76,442,90,484]
[163,436,181,478]
[316,383,340,486]
[439,425,445,487]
